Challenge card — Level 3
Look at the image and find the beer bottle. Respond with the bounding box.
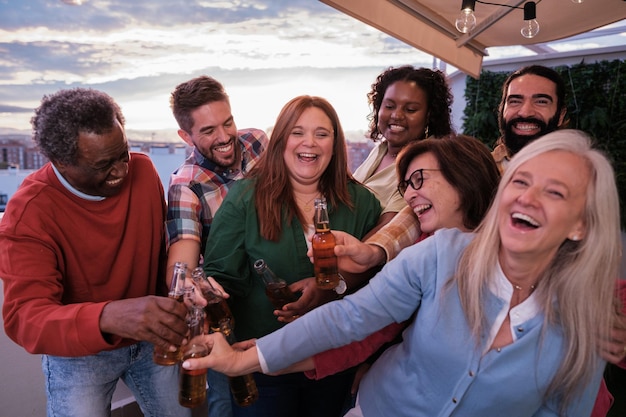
[153,261,187,365]
[312,197,345,293]
[191,267,234,333]
[254,259,298,310]
[219,318,259,407]
[179,304,208,408]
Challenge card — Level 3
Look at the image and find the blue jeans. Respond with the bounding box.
[207,369,233,417]
[42,341,191,417]
[232,371,353,417]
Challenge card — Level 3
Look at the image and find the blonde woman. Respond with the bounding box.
[188,130,621,417]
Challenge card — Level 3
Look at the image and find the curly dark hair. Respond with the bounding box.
[367,66,453,141]
[31,88,125,165]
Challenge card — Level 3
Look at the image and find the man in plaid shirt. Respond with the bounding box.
[166,75,268,417]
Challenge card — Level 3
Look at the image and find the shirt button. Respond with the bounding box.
[517,327,524,332]
[452,398,458,404]
[469,371,475,377]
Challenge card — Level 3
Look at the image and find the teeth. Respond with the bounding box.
[512,212,539,226]
[514,123,538,131]
[414,204,431,216]
[389,124,406,132]
[106,178,124,186]
[299,153,317,159]
[214,142,233,153]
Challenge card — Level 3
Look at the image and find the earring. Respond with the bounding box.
[424,125,429,138]
[570,235,581,241]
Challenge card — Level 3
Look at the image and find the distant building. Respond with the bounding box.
[0,134,374,204]
[347,140,374,173]
[0,135,47,170]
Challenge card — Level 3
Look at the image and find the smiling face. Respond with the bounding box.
[178,100,240,169]
[402,152,465,234]
[377,80,428,148]
[283,106,334,189]
[55,120,130,197]
[498,150,588,264]
[501,74,566,155]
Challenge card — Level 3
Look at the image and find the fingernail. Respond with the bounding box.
[182,361,190,369]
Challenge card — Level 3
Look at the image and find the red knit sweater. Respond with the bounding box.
[0,153,167,356]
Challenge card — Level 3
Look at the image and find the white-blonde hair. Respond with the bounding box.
[455,129,621,413]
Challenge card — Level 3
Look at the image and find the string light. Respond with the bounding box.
[521,2,540,38]
[455,0,477,34]
[454,0,582,38]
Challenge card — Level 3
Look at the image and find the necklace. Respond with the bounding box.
[295,194,320,212]
[513,283,536,291]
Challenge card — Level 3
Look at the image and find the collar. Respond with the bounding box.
[194,140,246,177]
[491,262,540,322]
[51,163,106,201]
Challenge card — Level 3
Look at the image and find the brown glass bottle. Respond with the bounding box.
[254,259,298,310]
[153,261,187,365]
[312,197,340,290]
[191,267,234,333]
[179,305,208,408]
[219,319,259,407]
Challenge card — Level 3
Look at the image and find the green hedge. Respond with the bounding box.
[462,59,626,228]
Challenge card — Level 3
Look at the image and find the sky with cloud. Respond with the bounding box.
[0,0,447,137]
[2,0,623,139]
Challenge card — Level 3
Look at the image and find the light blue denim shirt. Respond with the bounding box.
[257,228,605,417]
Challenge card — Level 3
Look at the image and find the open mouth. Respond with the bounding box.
[513,122,540,133]
[213,138,234,153]
[511,212,540,229]
[298,152,318,162]
[106,177,124,187]
[388,124,406,133]
[414,203,432,217]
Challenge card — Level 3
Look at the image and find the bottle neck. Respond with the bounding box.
[188,307,205,338]
[313,199,330,232]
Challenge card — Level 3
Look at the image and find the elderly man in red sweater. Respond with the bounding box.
[0,88,190,417]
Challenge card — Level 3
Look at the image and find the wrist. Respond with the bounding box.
[369,244,386,268]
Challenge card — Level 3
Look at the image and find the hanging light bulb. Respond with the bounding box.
[521,2,540,39]
[455,0,477,34]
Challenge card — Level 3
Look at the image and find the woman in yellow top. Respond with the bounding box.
[353,65,453,233]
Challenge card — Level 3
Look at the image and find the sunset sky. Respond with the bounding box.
[1,0,623,138]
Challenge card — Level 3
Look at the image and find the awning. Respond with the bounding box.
[320,0,626,78]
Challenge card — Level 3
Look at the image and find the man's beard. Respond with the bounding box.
[503,115,561,156]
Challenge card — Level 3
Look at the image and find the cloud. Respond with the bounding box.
[0,104,32,113]
[0,0,434,131]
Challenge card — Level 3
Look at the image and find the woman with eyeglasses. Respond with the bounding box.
[263,134,500,401]
[183,130,622,417]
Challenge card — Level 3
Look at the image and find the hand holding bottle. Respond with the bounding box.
[273,277,337,323]
[181,330,262,377]
[99,295,188,352]
[153,261,190,365]
[191,267,234,332]
[254,259,299,310]
[307,229,386,273]
[179,304,208,408]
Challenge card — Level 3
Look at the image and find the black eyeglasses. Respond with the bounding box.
[397,168,441,196]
